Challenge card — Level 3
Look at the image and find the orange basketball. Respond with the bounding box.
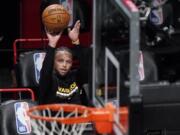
[42,4,70,34]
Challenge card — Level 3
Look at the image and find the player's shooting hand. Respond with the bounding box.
[46,30,63,48]
[68,20,80,43]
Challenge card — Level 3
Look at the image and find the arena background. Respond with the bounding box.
[0,0,180,135]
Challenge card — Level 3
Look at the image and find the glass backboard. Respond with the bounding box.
[92,0,140,134]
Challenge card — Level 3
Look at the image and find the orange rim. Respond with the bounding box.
[27,103,116,134]
[27,104,92,123]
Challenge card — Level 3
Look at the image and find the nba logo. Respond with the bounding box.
[14,102,31,134]
[33,53,46,84]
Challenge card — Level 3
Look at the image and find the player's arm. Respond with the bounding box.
[46,31,63,48]
[40,31,62,78]
[68,20,82,59]
[39,31,62,104]
[39,46,55,104]
[68,20,81,46]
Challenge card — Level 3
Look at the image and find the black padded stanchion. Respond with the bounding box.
[0,100,37,135]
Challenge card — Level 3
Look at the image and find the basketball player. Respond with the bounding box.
[39,20,90,106]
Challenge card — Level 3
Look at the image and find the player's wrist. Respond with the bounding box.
[48,42,57,48]
[72,39,80,45]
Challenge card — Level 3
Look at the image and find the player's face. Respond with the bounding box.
[54,51,73,76]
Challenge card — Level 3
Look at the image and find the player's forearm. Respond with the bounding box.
[40,46,55,84]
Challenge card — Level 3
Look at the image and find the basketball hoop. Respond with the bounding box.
[27,103,116,135]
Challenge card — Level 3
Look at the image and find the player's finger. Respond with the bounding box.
[75,20,81,28]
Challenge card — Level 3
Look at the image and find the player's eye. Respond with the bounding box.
[66,60,72,64]
[57,59,64,63]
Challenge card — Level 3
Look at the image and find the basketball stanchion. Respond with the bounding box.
[27,103,127,135]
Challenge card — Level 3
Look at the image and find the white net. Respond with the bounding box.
[29,107,91,135]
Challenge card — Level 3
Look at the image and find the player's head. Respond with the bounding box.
[54,47,73,76]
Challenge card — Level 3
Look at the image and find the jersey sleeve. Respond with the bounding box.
[39,46,55,104]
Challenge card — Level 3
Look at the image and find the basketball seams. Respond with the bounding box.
[42,13,70,24]
[42,12,69,19]
[43,21,68,25]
